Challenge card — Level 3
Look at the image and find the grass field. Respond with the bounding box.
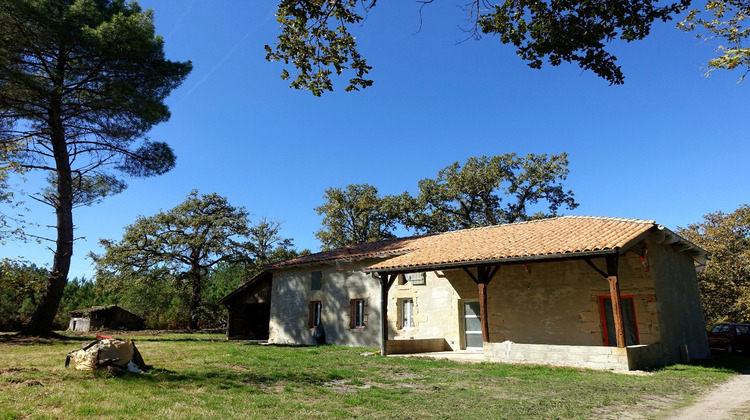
[0,331,745,419]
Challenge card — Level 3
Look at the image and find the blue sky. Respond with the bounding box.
[2,1,748,280]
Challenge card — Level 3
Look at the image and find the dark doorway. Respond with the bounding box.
[228,302,271,340]
[600,296,639,346]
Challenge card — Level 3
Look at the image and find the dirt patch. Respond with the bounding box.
[669,371,750,420]
[23,380,43,387]
[324,379,373,393]
[380,371,425,381]
[0,367,39,374]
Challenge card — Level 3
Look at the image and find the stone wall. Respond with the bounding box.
[484,341,665,371]
[387,338,451,354]
[388,272,465,350]
[438,253,663,347]
[647,237,710,363]
[267,261,382,347]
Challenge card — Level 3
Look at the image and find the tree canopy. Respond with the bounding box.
[315,184,398,250]
[92,191,254,329]
[678,205,750,326]
[92,191,299,329]
[679,0,750,80]
[314,153,578,247]
[0,0,192,333]
[399,153,578,234]
[267,0,750,95]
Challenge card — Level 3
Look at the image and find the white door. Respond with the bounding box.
[463,301,483,350]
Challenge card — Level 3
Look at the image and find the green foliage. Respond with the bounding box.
[478,0,688,85]
[0,0,191,333]
[266,0,373,96]
[678,205,750,326]
[314,154,578,247]
[267,0,692,94]
[0,141,29,243]
[41,173,127,208]
[0,259,47,330]
[315,184,398,250]
[679,0,750,81]
[94,268,188,329]
[92,191,254,329]
[92,191,302,329]
[249,217,301,267]
[398,153,578,233]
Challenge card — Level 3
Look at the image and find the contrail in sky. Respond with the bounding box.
[178,4,278,103]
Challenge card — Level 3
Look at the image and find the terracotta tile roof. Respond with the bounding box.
[366,216,655,272]
[266,236,425,269]
[267,216,704,272]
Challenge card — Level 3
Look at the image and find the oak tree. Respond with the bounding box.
[315,184,398,250]
[678,205,750,326]
[268,1,750,95]
[266,0,689,95]
[91,192,254,330]
[0,0,191,333]
[679,0,750,81]
[398,153,578,234]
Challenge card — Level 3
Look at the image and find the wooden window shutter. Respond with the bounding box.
[311,271,322,290]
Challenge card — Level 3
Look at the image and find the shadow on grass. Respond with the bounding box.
[652,353,750,375]
[697,353,750,374]
[115,364,357,392]
[0,332,91,346]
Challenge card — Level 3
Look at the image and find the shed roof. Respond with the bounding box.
[268,216,706,273]
[69,305,143,320]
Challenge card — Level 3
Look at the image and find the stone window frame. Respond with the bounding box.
[399,298,415,330]
[350,298,366,329]
[309,300,322,328]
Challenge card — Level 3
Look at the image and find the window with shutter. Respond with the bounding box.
[311,271,322,290]
[405,272,426,285]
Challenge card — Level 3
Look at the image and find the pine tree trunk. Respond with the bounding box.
[24,63,73,334]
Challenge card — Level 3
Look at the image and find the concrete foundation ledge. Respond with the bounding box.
[387,338,451,354]
[484,341,665,371]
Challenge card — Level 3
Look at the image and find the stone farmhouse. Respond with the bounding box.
[220,216,709,371]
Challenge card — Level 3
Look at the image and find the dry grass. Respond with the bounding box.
[0,331,744,419]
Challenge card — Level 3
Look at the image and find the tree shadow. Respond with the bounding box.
[655,353,750,374]
[0,331,91,346]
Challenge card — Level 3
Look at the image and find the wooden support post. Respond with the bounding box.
[464,266,499,344]
[379,273,397,356]
[478,281,489,342]
[606,255,626,348]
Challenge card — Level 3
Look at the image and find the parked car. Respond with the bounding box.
[707,323,750,353]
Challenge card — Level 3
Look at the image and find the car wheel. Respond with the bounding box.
[727,344,734,354]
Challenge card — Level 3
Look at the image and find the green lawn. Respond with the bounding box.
[0,332,744,419]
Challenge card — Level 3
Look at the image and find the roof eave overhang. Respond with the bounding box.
[365,248,620,274]
[217,270,271,305]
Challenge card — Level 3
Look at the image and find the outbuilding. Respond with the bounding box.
[68,305,144,332]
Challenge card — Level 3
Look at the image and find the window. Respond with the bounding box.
[311,271,322,290]
[309,301,322,328]
[400,299,414,330]
[405,272,426,285]
[351,299,366,329]
[711,324,730,334]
